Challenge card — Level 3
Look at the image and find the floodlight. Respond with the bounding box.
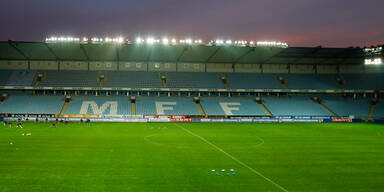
[185,39,192,44]
[215,39,224,45]
[171,38,177,44]
[136,37,143,44]
[162,38,169,44]
[116,37,124,43]
[146,37,155,44]
[225,40,232,44]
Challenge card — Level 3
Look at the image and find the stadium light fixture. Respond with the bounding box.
[257,41,288,48]
[171,38,177,44]
[162,38,169,45]
[116,37,124,43]
[185,39,192,44]
[225,40,232,45]
[91,37,103,42]
[215,39,224,45]
[136,37,143,44]
[146,37,155,44]
[46,36,81,43]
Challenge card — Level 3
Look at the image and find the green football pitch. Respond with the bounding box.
[1,122,384,192]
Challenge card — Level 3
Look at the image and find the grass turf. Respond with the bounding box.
[1,122,384,191]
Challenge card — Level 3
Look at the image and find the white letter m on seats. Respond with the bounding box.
[80,101,118,115]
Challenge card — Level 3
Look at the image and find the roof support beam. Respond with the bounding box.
[232,47,255,65]
[260,48,288,64]
[8,41,29,60]
[176,46,188,63]
[116,46,120,70]
[205,46,221,63]
[321,48,361,65]
[80,44,90,61]
[290,46,322,64]
[44,43,60,61]
[146,47,153,72]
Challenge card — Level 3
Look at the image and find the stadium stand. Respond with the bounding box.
[320,95,371,117]
[200,98,266,116]
[103,71,162,88]
[0,93,64,114]
[342,74,384,90]
[263,96,330,116]
[0,70,12,85]
[282,74,340,90]
[135,97,200,115]
[374,101,384,118]
[39,71,100,87]
[6,70,36,86]
[65,97,131,115]
[226,73,283,89]
[166,72,224,88]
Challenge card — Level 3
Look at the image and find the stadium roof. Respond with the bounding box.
[0,41,364,65]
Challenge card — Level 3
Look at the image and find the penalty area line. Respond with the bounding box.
[174,123,289,192]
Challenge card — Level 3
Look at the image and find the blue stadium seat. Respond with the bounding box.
[263,96,329,116]
[40,71,100,87]
[343,74,384,90]
[0,93,64,114]
[374,101,384,118]
[283,74,339,90]
[320,95,370,117]
[201,98,266,116]
[136,97,200,115]
[226,73,283,89]
[65,97,131,115]
[6,70,36,86]
[103,71,162,88]
[0,70,12,86]
[165,72,224,88]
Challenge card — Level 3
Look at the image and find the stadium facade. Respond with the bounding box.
[0,40,383,122]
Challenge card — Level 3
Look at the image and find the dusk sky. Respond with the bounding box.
[0,0,383,47]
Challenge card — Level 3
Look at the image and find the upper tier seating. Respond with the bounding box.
[226,73,283,89]
[39,71,100,87]
[263,96,329,116]
[65,97,131,115]
[0,93,64,114]
[0,70,12,85]
[320,95,370,117]
[0,70,383,90]
[136,97,200,115]
[342,74,384,90]
[6,70,36,86]
[200,98,266,116]
[103,71,162,88]
[166,72,224,88]
[282,74,340,90]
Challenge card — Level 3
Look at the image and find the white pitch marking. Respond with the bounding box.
[143,134,166,146]
[175,123,289,192]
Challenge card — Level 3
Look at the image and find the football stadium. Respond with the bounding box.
[0,37,384,192]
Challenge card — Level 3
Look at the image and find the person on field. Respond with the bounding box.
[16,122,23,128]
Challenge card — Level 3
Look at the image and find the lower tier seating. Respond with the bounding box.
[200,98,266,116]
[320,95,371,117]
[0,94,64,114]
[136,97,200,115]
[263,96,330,116]
[65,97,131,115]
